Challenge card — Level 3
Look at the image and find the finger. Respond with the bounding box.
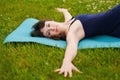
[68,70,72,78]
[56,8,59,11]
[59,70,64,74]
[64,71,67,77]
[56,8,62,10]
[54,69,60,72]
[73,66,82,73]
[55,8,60,11]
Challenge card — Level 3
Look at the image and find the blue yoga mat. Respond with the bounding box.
[3,18,120,49]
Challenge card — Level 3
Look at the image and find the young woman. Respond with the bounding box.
[31,4,120,77]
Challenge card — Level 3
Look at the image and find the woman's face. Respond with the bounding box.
[40,21,61,38]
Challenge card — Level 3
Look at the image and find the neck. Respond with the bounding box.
[58,22,70,35]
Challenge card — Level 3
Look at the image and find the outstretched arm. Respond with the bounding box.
[55,23,84,77]
[55,33,82,77]
[56,8,72,22]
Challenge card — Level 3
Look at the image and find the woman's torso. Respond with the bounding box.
[74,4,120,38]
[66,17,85,39]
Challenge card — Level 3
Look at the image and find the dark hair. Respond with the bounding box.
[31,20,66,40]
[31,20,45,37]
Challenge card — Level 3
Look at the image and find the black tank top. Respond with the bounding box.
[68,17,76,30]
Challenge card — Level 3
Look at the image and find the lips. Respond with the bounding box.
[56,26,58,32]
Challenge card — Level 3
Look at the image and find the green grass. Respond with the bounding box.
[0,0,120,80]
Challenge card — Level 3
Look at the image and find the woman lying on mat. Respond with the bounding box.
[31,4,120,77]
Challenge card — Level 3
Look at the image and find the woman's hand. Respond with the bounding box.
[56,8,68,13]
[54,61,82,77]
[55,8,72,22]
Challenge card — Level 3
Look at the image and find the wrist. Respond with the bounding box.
[63,58,71,63]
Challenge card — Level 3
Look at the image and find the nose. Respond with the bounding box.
[48,26,56,31]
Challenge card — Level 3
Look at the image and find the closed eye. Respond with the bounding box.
[48,24,50,27]
[47,30,51,36]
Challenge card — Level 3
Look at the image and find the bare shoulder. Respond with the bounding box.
[66,20,85,42]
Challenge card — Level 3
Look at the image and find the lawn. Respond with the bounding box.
[0,0,120,80]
